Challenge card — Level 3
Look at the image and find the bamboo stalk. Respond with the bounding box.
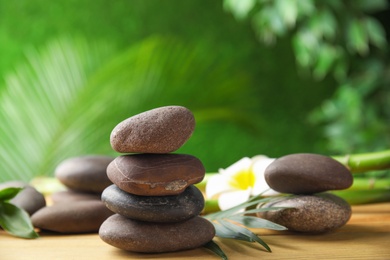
[331,189,390,204]
[332,149,390,173]
[347,178,390,191]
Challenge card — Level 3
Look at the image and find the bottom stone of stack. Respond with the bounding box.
[99,214,215,253]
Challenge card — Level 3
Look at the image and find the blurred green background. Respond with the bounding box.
[0,0,389,182]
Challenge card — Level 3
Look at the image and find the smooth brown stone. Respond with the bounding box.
[31,201,114,233]
[110,106,195,153]
[99,215,215,253]
[257,193,352,233]
[107,154,205,196]
[264,153,353,194]
[0,181,46,215]
[101,184,204,222]
[51,190,101,204]
[55,155,114,193]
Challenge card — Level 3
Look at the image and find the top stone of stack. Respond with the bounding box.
[110,106,195,154]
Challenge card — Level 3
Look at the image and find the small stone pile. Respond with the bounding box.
[31,155,114,233]
[99,106,215,253]
[257,153,353,233]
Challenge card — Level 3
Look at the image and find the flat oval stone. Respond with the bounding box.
[55,155,114,193]
[0,181,46,215]
[257,193,352,233]
[51,190,101,204]
[110,106,195,153]
[107,153,205,196]
[264,153,353,194]
[31,201,113,233]
[99,215,215,253]
[102,184,204,222]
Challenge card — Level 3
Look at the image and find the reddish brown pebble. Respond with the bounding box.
[110,106,195,153]
[31,201,114,233]
[107,153,205,196]
[257,193,352,233]
[264,153,353,194]
[55,155,114,193]
[99,215,215,253]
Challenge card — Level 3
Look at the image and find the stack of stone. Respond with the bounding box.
[99,106,215,253]
[31,155,114,233]
[257,153,353,233]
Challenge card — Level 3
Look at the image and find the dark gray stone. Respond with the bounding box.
[31,200,113,233]
[107,153,205,196]
[102,184,204,222]
[99,215,215,253]
[265,153,353,194]
[110,106,195,154]
[257,193,352,233]
[0,181,46,215]
[55,155,114,193]
[51,190,101,204]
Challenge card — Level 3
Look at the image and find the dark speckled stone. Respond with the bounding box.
[256,193,352,233]
[99,215,215,253]
[110,106,195,154]
[102,184,204,222]
[265,153,353,194]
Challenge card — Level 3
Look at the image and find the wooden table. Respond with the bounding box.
[1,202,389,260]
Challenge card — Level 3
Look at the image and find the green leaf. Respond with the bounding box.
[364,17,387,49]
[0,201,39,239]
[310,9,337,40]
[292,29,318,68]
[219,219,272,252]
[213,222,254,242]
[253,6,286,44]
[234,206,288,215]
[203,240,228,260]
[347,18,369,55]
[355,0,388,12]
[229,215,287,230]
[275,0,297,27]
[205,196,277,220]
[224,0,256,20]
[0,187,22,201]
[296,0,315,16]
[313,44,340,80]
[332,55,349,82]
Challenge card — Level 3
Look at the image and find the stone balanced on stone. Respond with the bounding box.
[99,106,215,253]
[31,155,115,233]
[257,153,353,233]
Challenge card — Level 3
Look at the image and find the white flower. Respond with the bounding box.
[205,155,278,211]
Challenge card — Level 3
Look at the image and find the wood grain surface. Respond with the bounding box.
[1,202,389,260]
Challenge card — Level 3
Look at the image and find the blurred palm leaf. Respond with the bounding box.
[0,36,256,182]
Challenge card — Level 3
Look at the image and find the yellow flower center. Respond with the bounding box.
[228,169,256,190]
